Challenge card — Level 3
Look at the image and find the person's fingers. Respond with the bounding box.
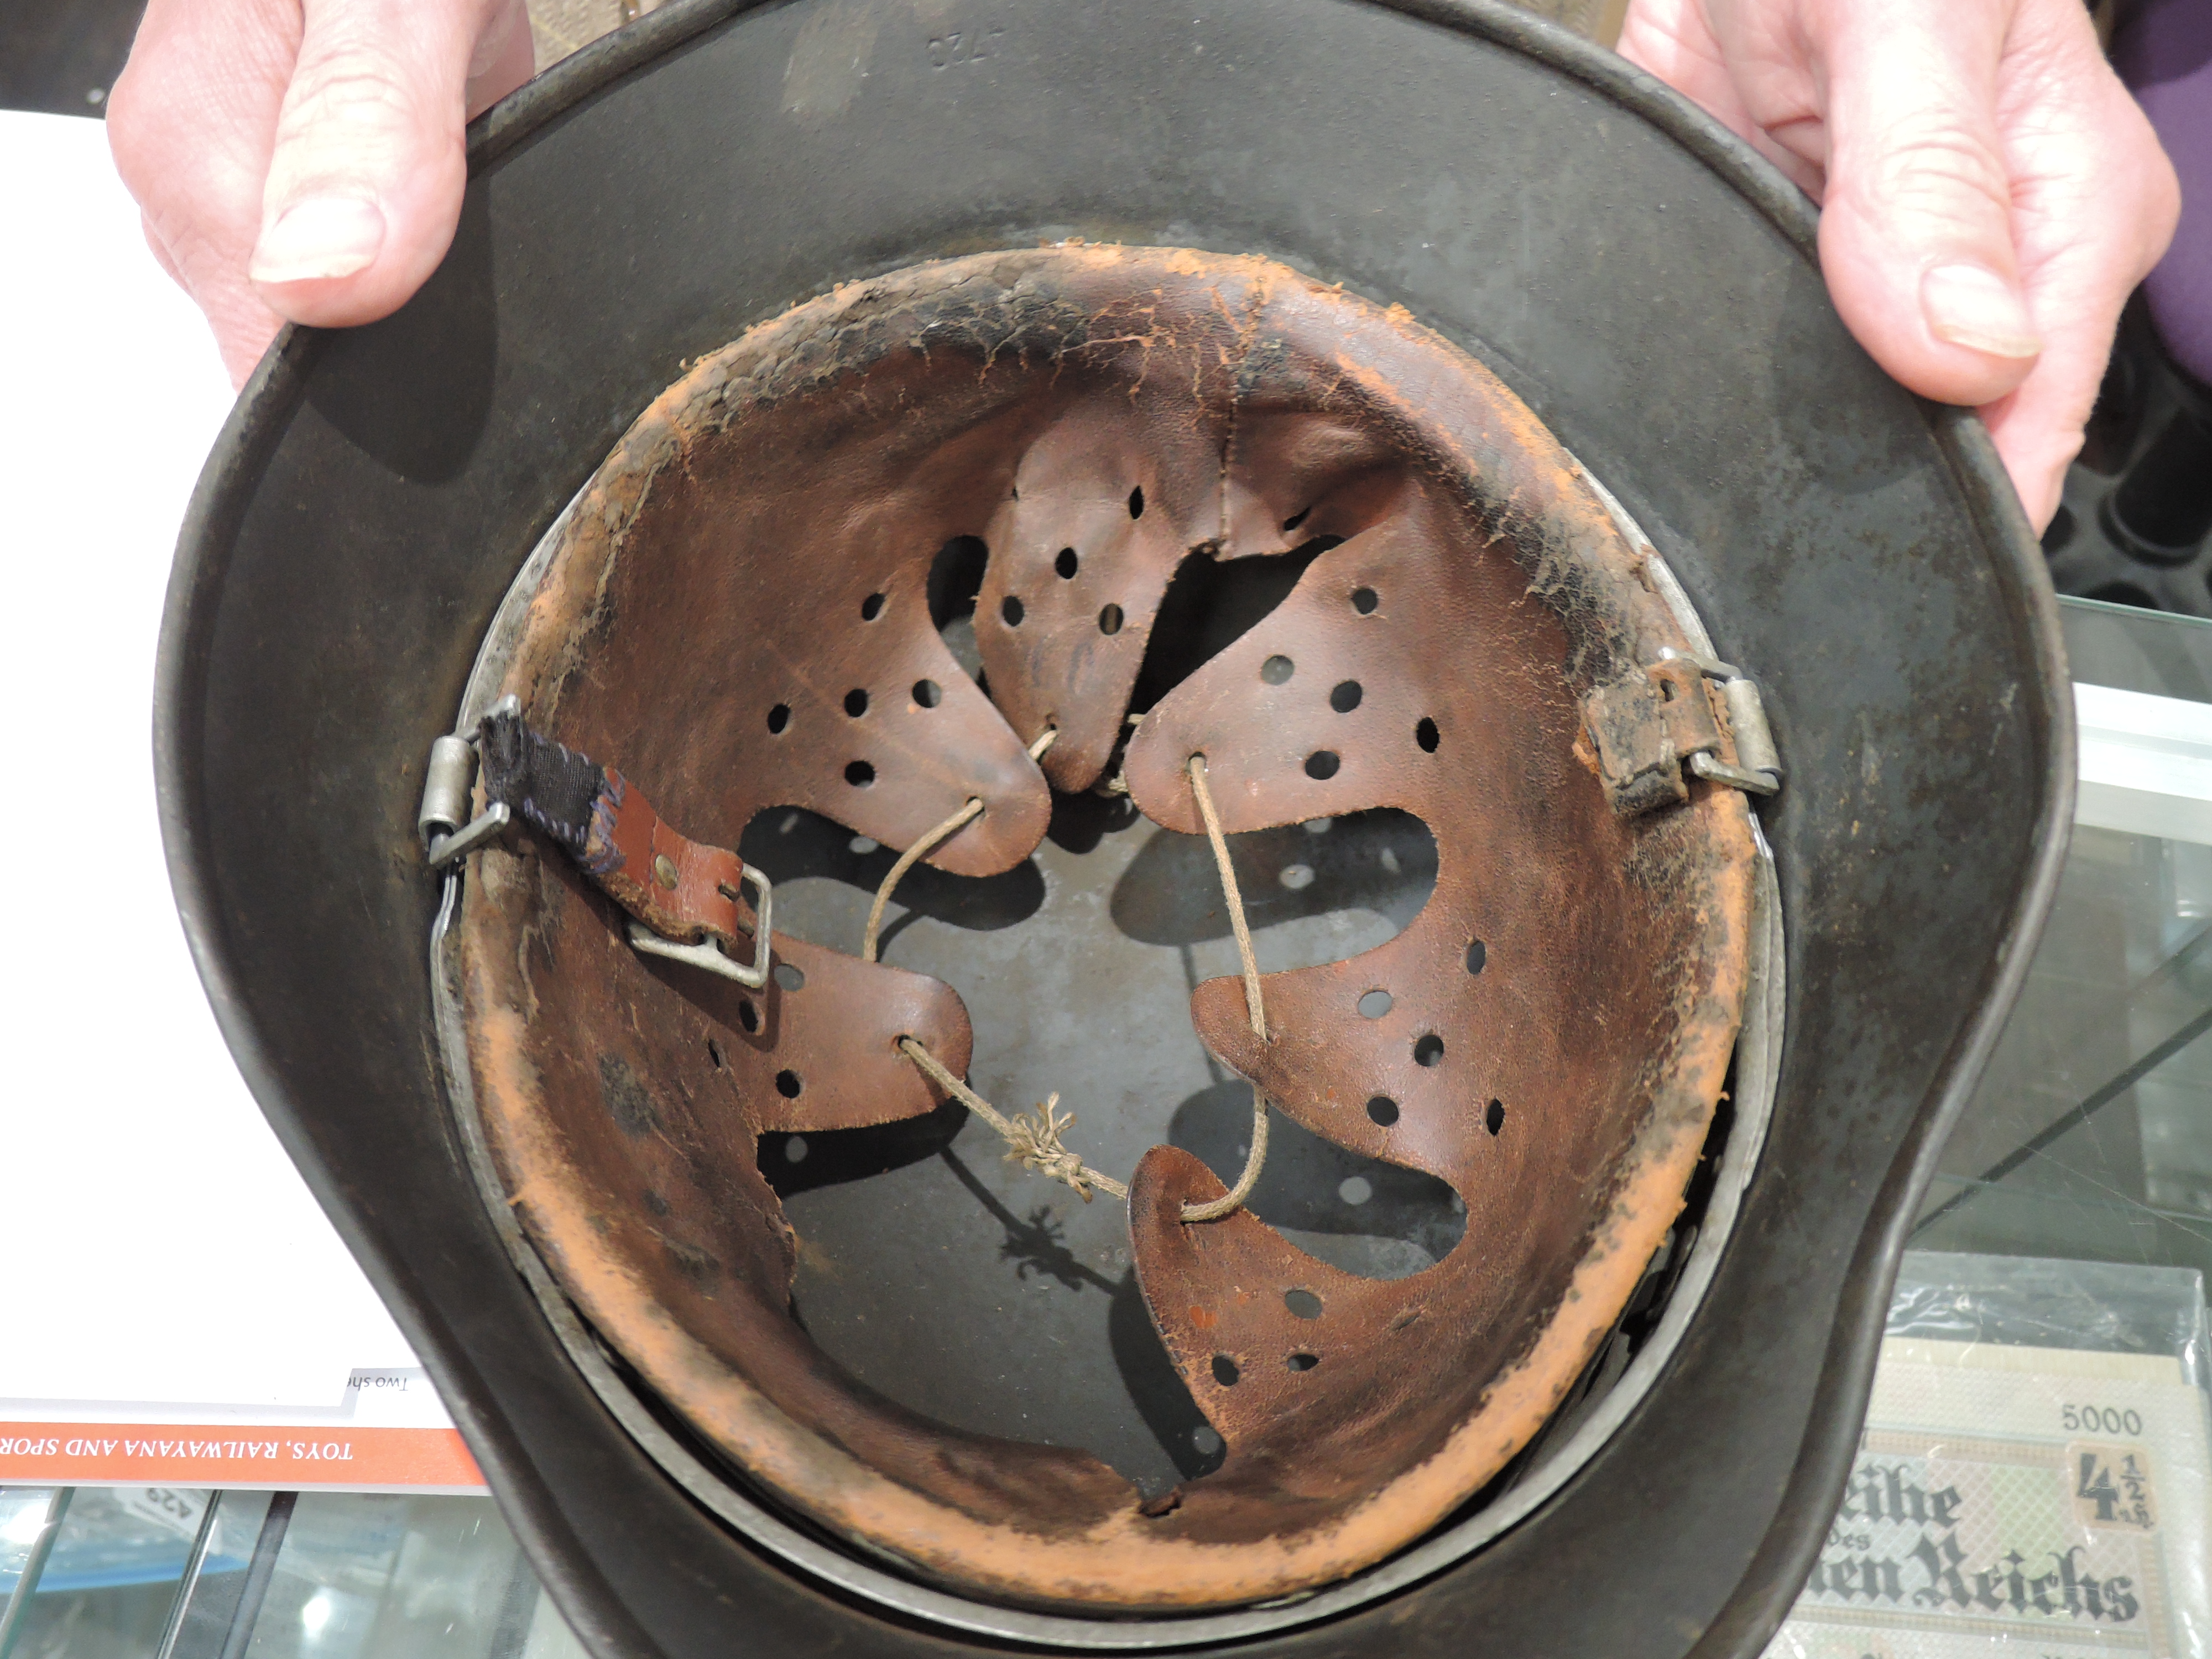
[153,206,286,384]
[110,0,533,387]
[1623,0,2177,530]
[250,0,532,328]
[1977,1,2178,529]
[1979,347,2106,533]
[108,0,301,384]
[1617,0,1751,134]
[1616,0,1826,197]
[139,211,185,288]
[467,0,538,118]
[1813,0,2043,411]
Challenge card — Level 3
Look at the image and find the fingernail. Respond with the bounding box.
[1922,264,2042,360]
[250,196,385,284]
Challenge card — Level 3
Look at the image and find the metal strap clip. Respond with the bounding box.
[1661,650,1783,799]
[1583,650,1783,814]
[420,727,510,867]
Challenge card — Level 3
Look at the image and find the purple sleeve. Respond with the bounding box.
[2116,0,2212,388]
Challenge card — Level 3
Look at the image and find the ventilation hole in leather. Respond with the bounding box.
[1055,547,1078,578]
[1658,678,1677,703]
[773,963,805,992]
[1357,988,1392,1019]
[775,1070,803,1099]
[1129,486,1145,519]
[1277,863,1314,890]
[1467,938,1487,974]
[1001,595,1024,626]
[1366,1095,1399,1126]
[927,536,989,625]
[1413,1033,1444,1067]
[860,592,885,621]
[1486,1099,1506,1136]
[1416,717,1440,753]
[1287,1353,1319,1372]
[1305,750,1340,780]
[1129,537,1338,712]
[844,688,869,718]
[844,760,875,786]
[1099,603,1125,635]
[706,1039,725,1068]
[766,703,790,734]
[785,1135,809,1162]
[1338,1176,1373,1206]
[927,537,989,682]
[1260,654,1294,685]
[1330,680,1363,712]
[912,679,942,708]
[1210,1354,1239,1386]
[1351,586,1379,614]
[737,1000,760,1034]
[1284,1288,1322,1319]
[1281,506,1311,533]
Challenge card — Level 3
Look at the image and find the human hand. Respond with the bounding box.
[107,0,535,388]
[1618,0,2179,531]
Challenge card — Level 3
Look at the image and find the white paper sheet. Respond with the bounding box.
[0,111,419,1410]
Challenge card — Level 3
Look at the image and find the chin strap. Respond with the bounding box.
[422,698,773,988]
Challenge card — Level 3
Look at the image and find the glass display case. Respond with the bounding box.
[0,1487,585,1659]
[1918,599,2212,1278]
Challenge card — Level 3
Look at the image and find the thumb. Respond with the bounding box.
[249,0,529,327]
[1814,0,2042,409]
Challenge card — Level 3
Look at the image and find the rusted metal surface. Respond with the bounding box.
[1584,657,1746,813]
[453,245,1754,1610]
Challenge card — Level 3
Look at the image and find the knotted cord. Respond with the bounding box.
[897,1037,1128,1201]
[884,737,1273,1224]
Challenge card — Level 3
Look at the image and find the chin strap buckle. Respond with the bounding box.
[1584,650,1783,815]
[624,867,775,988]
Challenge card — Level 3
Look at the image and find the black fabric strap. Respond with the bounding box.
[478,707,607,860]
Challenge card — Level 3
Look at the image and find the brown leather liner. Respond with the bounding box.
[452,246,1754,1610]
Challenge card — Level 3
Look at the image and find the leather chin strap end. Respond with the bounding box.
[478,707,754,950]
